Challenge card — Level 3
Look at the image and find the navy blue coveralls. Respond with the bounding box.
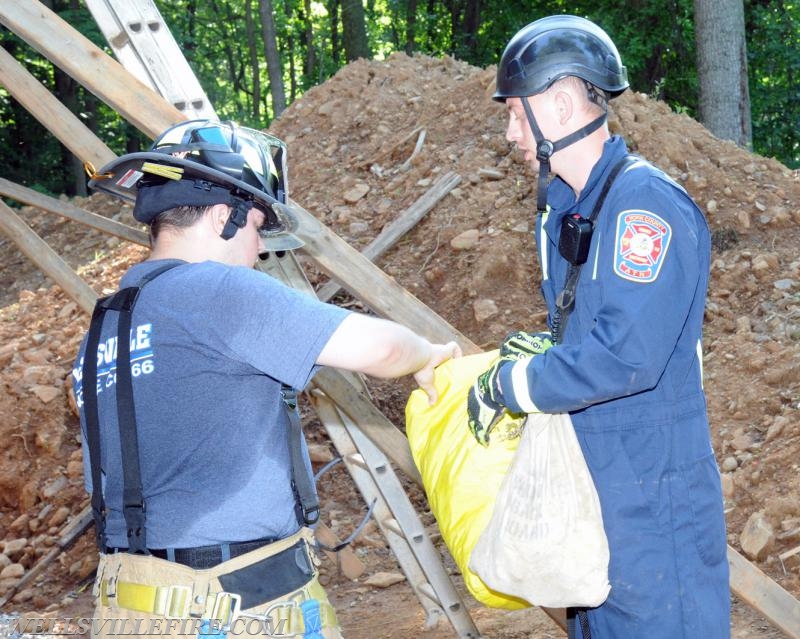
[498,136,730,638]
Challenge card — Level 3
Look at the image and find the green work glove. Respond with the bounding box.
[467,331,553,446]
[500,330,554,359]
[467,358,507,447]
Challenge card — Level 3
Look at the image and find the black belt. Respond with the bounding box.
[107,536,279,570]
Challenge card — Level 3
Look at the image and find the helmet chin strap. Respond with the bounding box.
[522,97,607,215]
[220,196,251,240]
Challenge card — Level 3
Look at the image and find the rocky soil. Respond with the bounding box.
[1,52,799,637]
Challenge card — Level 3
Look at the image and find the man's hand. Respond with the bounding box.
[414,341,462,405]
[467,359,506,446]
[468,331,553,445]
[500,331,553,359]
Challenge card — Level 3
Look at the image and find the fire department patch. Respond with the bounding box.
[613,210,672,283]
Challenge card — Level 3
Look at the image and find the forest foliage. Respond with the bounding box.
[0,0,798,198]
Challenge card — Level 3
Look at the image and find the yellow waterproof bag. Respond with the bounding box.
[405,350,529,609]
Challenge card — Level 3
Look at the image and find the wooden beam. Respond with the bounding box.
[287,199,478,353]
[0,0,183,140]
[0,178,149,246]
[0,504,93,609]
[316,171,461,302]
[729,545,800,638]
[0,201,98,313]
[0,45,116,169]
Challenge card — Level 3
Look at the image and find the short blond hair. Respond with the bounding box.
[547,76,608,114]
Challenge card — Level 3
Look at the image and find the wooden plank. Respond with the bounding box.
[0,178,149,246]
[729,545,800,638]
[0,45,116,169]
[285,199,478,353]
[0,0,183,140]
[0,504,93,609]
[316,171,461,302]
[0,201,98,313]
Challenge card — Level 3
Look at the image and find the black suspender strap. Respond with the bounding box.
[551,155,637,344]
[83,301,110,552]
[82,262,183,553]
[281,386,320,526]
[113,284,148,553]
[84,259,320,552]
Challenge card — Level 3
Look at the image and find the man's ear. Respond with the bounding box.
[554,89,574,126]
[209,203,230,235]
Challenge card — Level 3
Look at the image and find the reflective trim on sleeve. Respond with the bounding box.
[540,209,549,281]
[697,339,704,389]
[511,359,539,414]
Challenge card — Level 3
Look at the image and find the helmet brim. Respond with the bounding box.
[89,151,281,209]
[88,151,300,241]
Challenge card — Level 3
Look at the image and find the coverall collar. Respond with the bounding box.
[540,135,629,244]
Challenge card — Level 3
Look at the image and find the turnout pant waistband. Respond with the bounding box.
[100,531,316,616]
[106,536,279,570]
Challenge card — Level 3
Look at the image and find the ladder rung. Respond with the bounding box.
[345,452,368,470]
[416,582,442,607]
[382,517,403,537]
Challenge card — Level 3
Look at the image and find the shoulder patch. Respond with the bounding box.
[613,209,672,283]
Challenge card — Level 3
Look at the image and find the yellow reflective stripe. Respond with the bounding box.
[103,580,338,632]
[141,162,183,180]
[103,581,192,617]
[103,580,160,614]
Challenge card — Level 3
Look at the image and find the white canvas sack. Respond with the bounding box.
[469,412,611,608]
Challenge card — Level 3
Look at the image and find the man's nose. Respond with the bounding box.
[506,117,517,143]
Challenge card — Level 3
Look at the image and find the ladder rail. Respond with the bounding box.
[83,0,215,119]
[311,393,448,631]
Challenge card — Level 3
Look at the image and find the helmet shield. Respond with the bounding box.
[494,15,629,102]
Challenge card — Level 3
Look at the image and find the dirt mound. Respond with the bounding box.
[1,52,799,636]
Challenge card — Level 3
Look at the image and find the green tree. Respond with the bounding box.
[1,0,798,202]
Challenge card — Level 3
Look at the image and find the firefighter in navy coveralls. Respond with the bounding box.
[466,15,730,639]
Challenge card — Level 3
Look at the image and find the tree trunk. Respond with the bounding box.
[210,0,244,114]
[282,0,298,102]
[329,0,341,65]
[462,0,480,61]
[245,0,262,122]
[185,0,198,57]
[694,0,752,147]
[444,0,462,56]
[405,0,418,55]
[302,0,317,82]
[340,0,371,61]
[258,0,287,118]
[425,0,436,47]
[53,62,85,196]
